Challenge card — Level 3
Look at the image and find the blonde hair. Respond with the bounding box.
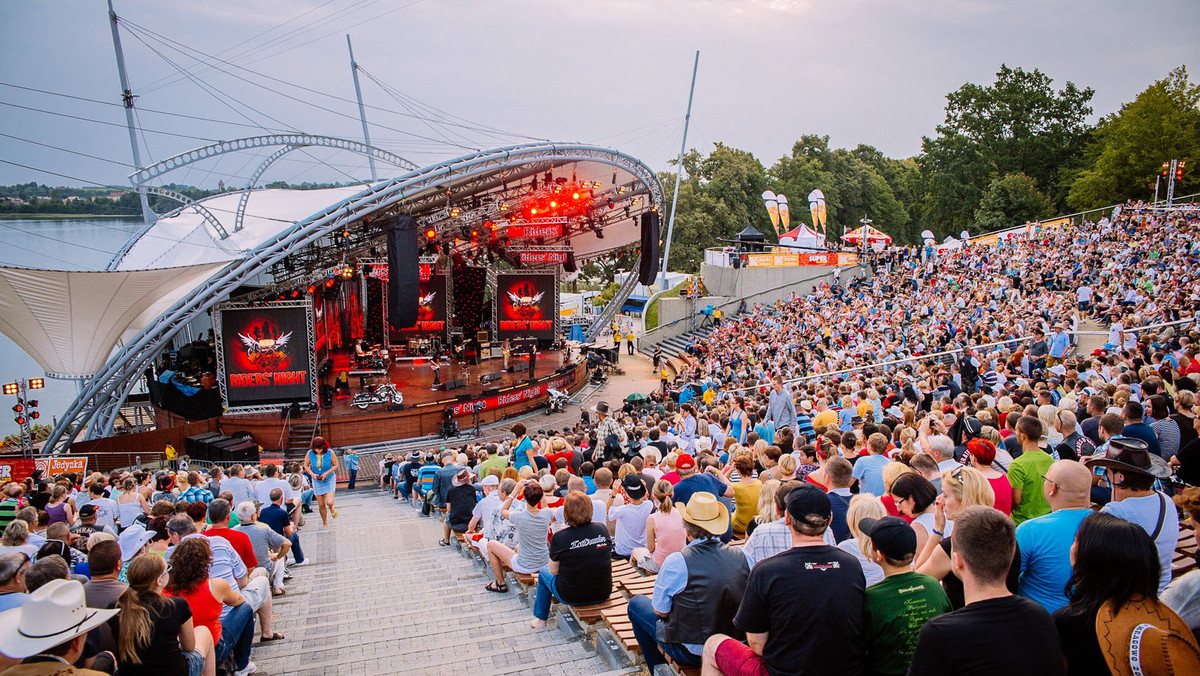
[116,554,168,665]
[847,494,886,559]
[1,519,29,546]
[881,462,913,493]
[518,466,535,480]
[777,454,797,479]
[652,479,675,514]
[88,532,116,550]
[755,479,782,524]
[664,452,678,471]
[941,465,995,510]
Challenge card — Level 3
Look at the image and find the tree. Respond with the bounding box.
[1068,66,1200,210]
[974,173,1054,232]
[922,65,1094,231]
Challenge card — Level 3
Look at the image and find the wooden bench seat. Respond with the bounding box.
[600,606,640,654]
[1173,524,1197,578]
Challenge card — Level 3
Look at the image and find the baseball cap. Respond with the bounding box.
[78,505,97,518]
[785,484,831,524]
[481,475,500,487]
[859,516,918,561]
[675,454,696,471]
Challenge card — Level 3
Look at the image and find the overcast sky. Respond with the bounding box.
[1,0,1196,188]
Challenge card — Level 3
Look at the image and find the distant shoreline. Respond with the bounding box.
[0,213,140,220]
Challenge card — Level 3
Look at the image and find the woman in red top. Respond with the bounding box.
[965,439,1013,515]
[165,537,255,673]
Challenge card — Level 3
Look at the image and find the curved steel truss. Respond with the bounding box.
[47,142,663,451]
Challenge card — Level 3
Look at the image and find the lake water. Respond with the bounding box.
[0,217,143,437]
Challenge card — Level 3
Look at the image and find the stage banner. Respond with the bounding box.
[217,304,315,408]
[515,250,570,265]
[446,370,576,418]
[506,222,563,239]
[389,274,448,342]
[495,273,558,340]
[0,456,88,485]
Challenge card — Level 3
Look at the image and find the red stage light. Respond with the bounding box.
[307,284,317,294]
[30,411,38,420]
[425,228,437,239]
[549,201,558,208]
[484,220,495,230]
[12,404,23,413]
[14,416,25,426]
[572,192,580,200]
[530,208,538,215]
[325,278,336,287]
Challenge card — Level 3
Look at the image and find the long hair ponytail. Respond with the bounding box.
[116,554,167,665]
[652,480,674,514]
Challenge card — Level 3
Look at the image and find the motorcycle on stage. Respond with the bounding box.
[353,383,404,409]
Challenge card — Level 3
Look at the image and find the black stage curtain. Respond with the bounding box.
[452,264,486,333]
[364,276,385,345]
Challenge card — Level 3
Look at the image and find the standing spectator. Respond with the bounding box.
[1086,437,1177,592]
[302,436,340,528]
[1008,415,1055,524]
[343,449,360,490]
[629,493,747,673]
[907,506,1064,675]
[859,516,952,676]
[1053,512,1199,675]
[1014,460,1093,613]
[703,484,865,675]
[510,423,537,474]
[44,486,76,528]
[711,450,761,535]
[530,492,613,628]
[766,376,798,432]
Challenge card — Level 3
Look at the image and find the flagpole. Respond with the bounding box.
[659,50,699,289]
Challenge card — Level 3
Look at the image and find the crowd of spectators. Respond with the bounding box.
[0,461,314,675]
[378,204,1200,674]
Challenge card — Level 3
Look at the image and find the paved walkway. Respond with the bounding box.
[253,489,632,676]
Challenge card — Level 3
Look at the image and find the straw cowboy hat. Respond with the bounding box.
[1095,596,1200,676]
[677,493,729,536]
[0,579,119,658]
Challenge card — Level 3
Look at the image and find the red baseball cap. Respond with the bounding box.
[676,454,696,470]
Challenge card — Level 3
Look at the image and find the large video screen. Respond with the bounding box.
[219,305,314,408]
[496,273,557,340]
[388,274,448,343]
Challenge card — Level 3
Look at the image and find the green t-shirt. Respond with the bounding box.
[861,571,953,676]
[478,454,510,478]
[1008,448,1054,525]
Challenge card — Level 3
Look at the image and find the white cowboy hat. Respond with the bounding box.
[0,579,119,658]
[118,524,156,562]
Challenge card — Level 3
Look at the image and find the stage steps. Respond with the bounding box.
[653,324,715,360]
[284,421,320,460]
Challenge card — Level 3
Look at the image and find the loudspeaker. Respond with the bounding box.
[638,211,660,285]
[564,251,577,273]
[386,215,420,330]
[387,403,405,411]
[456,393,474,401]
[445,379,466,391]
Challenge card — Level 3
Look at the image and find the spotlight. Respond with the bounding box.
[30,411,38,420]
[12,404,23,413]
[549,201,558,208]
[308,284,317,294]
[325,278,336,288]
[450,207,462,218]
[484,220,495,230]
[14,416,24,426]
[2,383,17,396]
[498,203,510,212]
[531,208,539,215]
[572,192,581,200]
[28,378,43,390]
[340,264,355,279]
[425,228,437,240]
[290,289,301,298]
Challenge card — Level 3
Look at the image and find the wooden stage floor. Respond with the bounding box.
[322,348,576,415]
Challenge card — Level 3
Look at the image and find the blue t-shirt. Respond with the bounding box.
[582,476,597,495]
[673,474,725,507]
[851,454,890,497]
[512,437,535,472]
[1015,508,1090,612]
[1102,493,1178,592]
[259,504,291,537]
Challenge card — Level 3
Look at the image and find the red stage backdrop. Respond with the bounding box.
[389,274,448,342]
[219,306,314,408]
[495,273,557,340]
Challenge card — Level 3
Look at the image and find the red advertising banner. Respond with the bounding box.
[0,456,89,485]
[516,250,570,265]
[447,371,575,417]
[506,223,563,239]
[368,263,432,282]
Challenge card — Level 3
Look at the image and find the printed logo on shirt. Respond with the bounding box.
[803,561,842,571]
[569,535,611,550]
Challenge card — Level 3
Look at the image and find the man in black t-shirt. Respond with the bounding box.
[906,506,1064,676]
[441,470,477,547]
[703,484,865,676]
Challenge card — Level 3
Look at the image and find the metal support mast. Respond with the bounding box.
[107,0,155,226]
[659,50,699,289]
[346,35,378,182]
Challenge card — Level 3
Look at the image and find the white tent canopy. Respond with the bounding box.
[778,224,824,250]
[0,263,228,378]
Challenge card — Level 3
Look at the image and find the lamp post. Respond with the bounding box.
[4,378,44,457]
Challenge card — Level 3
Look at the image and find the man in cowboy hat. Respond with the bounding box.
[1086,437,1178,592]
[1093,592,1200,676]
[703,484,866,676]
[594,401,626,461]
[626,492,748,673]
[0,579,117,675]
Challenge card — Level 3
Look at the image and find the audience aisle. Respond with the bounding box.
[252,490,626,676]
